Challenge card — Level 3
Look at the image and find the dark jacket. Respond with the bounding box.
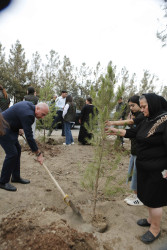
[64,103,76,122]
[24,94,39,105]
[130,112,145,155]
[2,101,38,151]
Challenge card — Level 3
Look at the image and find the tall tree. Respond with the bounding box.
[55,56,77,97]
[157,1,167,47]
[161,85,167,100]
[124,73,138,101]
[138,70,157,95]
[7,40,31,103]
[0,43,7,88]
[29,51,42,92]
[41,50,60,88]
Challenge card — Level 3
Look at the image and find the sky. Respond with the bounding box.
[0,0,167,87]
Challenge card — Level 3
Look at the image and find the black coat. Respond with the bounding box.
[125,113,167,208]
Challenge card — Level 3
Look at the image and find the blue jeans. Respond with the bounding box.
[64,121,74,145]
[0,129,21,183]
[127,154,137,191]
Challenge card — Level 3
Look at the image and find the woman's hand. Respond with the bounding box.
[105,120,114,126]
[105,127,118,135]
[105,127,126,137]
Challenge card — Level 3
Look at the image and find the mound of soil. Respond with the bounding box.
[0,211,99,250]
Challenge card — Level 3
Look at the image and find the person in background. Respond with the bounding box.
[106,93,167,244]
[0,85,10,112]
[106,95,145,206]
[24,86,39,138]
[115,97,127,146]
[48,90,67,136]
[0,101,49,192]
[62,95,76,145]
[78,97,97,145]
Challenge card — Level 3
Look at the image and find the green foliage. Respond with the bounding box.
[81,61,126,217]
[7,40,31,103]
[138,70,157,95]
[36,81,57,142]
[157,3,167,47]
[161,85,167,100]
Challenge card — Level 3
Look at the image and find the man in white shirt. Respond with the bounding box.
[48,90,67,136]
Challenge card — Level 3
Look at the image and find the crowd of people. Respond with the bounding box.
[0,84,167,245]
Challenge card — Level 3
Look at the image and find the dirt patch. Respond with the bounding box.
[0,129,167,250]
[0,210,98,250]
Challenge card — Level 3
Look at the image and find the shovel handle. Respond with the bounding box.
[42,163,67,199]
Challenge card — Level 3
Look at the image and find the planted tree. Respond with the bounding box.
[81,62,125,218]
[37,81,56,143]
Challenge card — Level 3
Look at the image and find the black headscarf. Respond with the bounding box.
[143,93,167,119]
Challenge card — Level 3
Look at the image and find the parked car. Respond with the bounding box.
[75,109,81,126]
[57,109,81,129]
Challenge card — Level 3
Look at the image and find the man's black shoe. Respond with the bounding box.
[11,177,30,184]
[0,182,17,191]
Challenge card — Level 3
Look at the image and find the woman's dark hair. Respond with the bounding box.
[65,95,73,104]
[128,95,140,106]
[0,113,9,136]
[86,97,92,104]
[0,85,8,99]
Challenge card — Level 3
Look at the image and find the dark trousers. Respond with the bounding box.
[0,130,21,183]
[49,110,65,136]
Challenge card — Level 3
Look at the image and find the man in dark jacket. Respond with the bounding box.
[0,101,49,192]
[24,86,39,138]
[24,86,39,105]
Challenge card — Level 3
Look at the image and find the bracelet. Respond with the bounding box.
[36,151,42,157]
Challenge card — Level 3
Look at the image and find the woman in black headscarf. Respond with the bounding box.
[106,93,167,244]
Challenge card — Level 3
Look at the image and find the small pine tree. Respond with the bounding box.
[81,62,125,218]
[36,81,57,143]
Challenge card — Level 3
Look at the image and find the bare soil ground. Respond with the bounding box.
[0,128,167,250]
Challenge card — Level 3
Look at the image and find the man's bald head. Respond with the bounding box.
[35,103,49,119]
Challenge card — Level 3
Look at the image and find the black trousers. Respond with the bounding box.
[0,130,21,183]
[49,110,65,136]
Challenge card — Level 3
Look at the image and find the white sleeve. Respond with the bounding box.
[63,104,69,118]
[55,97,60,107]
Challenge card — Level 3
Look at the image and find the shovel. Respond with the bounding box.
[21,134,84,222]
[42,162,84,221]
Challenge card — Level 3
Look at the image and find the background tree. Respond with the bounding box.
[161,85,167,99]
[124,73,137,101]
[37,81,56,143]
[41,50,60,88]
[157,1,167,47]
[55,56,79,106]
[7,40,31,103]
[0,43,8,89]
[29,51,42,93]
[138,70,157,95]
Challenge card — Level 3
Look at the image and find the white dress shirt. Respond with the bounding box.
[55,96,66,110]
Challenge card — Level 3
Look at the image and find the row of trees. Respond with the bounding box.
[0,40,167,109]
